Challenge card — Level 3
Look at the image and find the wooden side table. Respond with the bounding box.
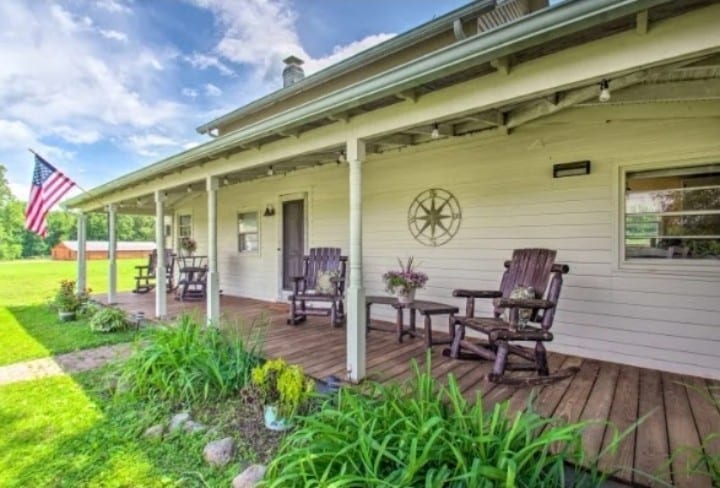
[366,296,459,348]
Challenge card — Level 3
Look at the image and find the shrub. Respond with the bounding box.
[251,359,314,418]
[89,306,131,333]
[263,357,602,488]
[52,279,90,313]
[118,315,263,404]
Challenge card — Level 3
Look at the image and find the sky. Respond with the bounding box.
[1,0,472,202]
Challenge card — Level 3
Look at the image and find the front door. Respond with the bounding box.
[282,199,305,290]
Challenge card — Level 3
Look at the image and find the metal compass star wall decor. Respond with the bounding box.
[407,188,462,247]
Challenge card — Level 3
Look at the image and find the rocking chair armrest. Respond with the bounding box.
[496,297,555,310]
[452,289,503,299]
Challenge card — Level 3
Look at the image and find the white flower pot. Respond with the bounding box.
[58,311,76,322]
[263,405,292,431]
[395,288,416,305]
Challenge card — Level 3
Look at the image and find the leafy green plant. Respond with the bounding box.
[263,356,606,488]
[251,358,314,418]
[89,306,130,333]
[118,315,264,404]
[52,279,90,313]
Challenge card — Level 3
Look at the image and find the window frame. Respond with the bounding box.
[616,159,720,276]
[237,210,260,255]
[177,213,193,250]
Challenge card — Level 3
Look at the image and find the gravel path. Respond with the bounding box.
[0,343,132,386]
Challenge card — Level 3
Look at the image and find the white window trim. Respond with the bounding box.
[614,158,720,279]
[237,208,261,256]
[176,210,193,252]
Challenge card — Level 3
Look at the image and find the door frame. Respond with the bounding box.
[276,191,309,300]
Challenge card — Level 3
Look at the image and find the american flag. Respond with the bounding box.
[25,154,76,237]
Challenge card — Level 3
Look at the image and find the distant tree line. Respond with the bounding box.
[0,164,155,260]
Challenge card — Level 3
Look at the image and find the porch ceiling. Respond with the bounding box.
[112,52,720,215]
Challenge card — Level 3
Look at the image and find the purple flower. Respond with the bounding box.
[383,257,428,293]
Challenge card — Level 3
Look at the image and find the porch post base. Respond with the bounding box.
[346,285,366,384]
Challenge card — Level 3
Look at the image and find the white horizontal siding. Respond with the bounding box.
[182,105,720,379]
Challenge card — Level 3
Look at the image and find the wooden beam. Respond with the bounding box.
[636,10,649,35]
[375,134,415,147]
[328,112,350,124]
[579,79,720,104]
[490,56,511,75]
[396,89,418,103]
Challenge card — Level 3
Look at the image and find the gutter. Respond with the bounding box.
[65,0,674,209]
[195,0,496,135]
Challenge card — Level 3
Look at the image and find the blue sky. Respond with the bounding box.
[1,0,470,202]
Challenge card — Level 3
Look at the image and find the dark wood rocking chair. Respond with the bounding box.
[288,248,347,327]
[133,249,175,294]
[175,255,208,302]
[444,248,578,386]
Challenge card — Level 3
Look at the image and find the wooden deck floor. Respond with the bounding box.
[107,292,720,487]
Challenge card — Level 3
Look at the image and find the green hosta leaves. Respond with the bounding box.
[262,355,599,488]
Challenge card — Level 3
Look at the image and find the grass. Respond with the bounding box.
[0,259,143,365]
[0,368,267,487]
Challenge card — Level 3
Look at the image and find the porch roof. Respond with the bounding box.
[63,0,700,211]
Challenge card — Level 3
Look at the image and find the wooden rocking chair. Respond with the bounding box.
[133,249,175,293]
[444,248,578,385]
[288,248,347,327]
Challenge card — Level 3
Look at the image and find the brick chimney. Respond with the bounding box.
[282,56,305,88]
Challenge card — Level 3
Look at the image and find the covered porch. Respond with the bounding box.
[105,290,720,488]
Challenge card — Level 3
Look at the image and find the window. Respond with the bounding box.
[624,164,720,261]
[238,212,259,253]
[178,214,192,248]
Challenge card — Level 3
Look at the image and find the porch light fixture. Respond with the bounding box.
[337,151,346,164]
[267,166,274,176]
[136,198,143,207]
[598,79,611,102]
[431,123,440,139]
[553,160,591,178]
[186,185,192,193]
[222,176,229,186]
[263,204,275,217]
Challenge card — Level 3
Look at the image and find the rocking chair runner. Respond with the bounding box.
[445,248,578,385]
[288,248,348,327]
[133,249,175,293]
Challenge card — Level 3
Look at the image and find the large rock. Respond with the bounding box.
[232,464,266,488]
[169,412,191,432]
[143,424,165,439]
[203,437,235,467]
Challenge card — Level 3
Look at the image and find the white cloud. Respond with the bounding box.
[127,133,182,157]
[182,87,198,98]
[189,0,394,86]
[184,53,235,76]
[95,0,132,14]
[51,126,102,145]
[204,83,222,97]
[99,29,128,42]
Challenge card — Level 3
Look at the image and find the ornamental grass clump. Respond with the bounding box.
[263,355,604,488]
[89,306,131,333]
[118,314,263,404]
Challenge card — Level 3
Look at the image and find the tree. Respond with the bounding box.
[0,166,23,259]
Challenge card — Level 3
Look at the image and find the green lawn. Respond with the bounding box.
[0,259,144,365]
[0,370,244,487]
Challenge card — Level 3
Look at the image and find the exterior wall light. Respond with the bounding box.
[598,79,611,102]
[553,160,591,178]
[431,123,440,139]
[263,204,276,217]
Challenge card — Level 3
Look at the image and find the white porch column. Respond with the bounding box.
[107,204,117,304]
[346,138,366,383]
[154,190,167,318]
[76,212,87,293]
[206,176,220,326]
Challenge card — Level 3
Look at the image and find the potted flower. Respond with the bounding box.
[180,236,197,256]
[383,257,428,304]
[251,358,314,431]
[53,279,90,322]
